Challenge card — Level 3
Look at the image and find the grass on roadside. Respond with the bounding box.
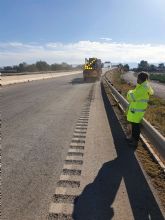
[150,74,165,83]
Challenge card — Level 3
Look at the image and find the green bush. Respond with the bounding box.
[150,74,165,83]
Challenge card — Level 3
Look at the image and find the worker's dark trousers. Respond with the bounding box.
[131,122,141,141]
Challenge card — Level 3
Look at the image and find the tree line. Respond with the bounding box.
[0,61,83,74]
[133,60,165,73]
[117,61,165,83]
[118,63,130,72]
[117,60,165,73]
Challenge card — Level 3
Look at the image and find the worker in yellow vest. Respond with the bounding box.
[126,72,154,147]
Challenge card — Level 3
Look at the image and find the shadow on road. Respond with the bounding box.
[69,78,97,85]
[72,83,164,220]
[69,78,85,84]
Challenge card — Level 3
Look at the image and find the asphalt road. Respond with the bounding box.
[122,71,165,99]
[2,73,93,220]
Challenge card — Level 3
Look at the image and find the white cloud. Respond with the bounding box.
[100,37,112,41]
[0,40,165,66]
[46,42,63,48]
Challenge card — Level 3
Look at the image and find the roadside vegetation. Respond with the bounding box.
[0,61,83,75]
[133,60,165,83]
[106,68,165,136]
[150,73,165,83]
[132,60,165,74]
[118,60,165,84]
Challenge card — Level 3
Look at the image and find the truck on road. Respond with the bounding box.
[83,58,102,81]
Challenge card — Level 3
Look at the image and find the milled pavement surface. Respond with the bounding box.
[1,73,93,220]
[2,74,164,219]
[48,81,164,219]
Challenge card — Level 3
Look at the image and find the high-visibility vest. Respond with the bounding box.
[127,81,154,123]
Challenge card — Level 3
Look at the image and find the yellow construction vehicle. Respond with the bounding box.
[83,58,102,81]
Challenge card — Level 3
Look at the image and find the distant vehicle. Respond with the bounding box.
[104,61,112,69]
[83,58,102,81]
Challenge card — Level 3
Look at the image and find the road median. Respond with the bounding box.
[0,71,81,86]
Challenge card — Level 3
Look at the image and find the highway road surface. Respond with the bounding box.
[2,73,92,220]
[123,71,165,99]
[2,73,164,219]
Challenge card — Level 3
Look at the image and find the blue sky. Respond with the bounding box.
[0,0,165,66]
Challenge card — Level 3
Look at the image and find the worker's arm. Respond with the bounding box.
[127,89,135,103]
[144,81,154,96]
[148,85,154,95]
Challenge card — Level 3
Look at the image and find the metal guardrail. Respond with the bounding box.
[103,76,165,161]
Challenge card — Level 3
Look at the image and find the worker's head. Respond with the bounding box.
[137,72,149,84]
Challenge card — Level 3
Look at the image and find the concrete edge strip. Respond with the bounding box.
[1,71,81,86]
